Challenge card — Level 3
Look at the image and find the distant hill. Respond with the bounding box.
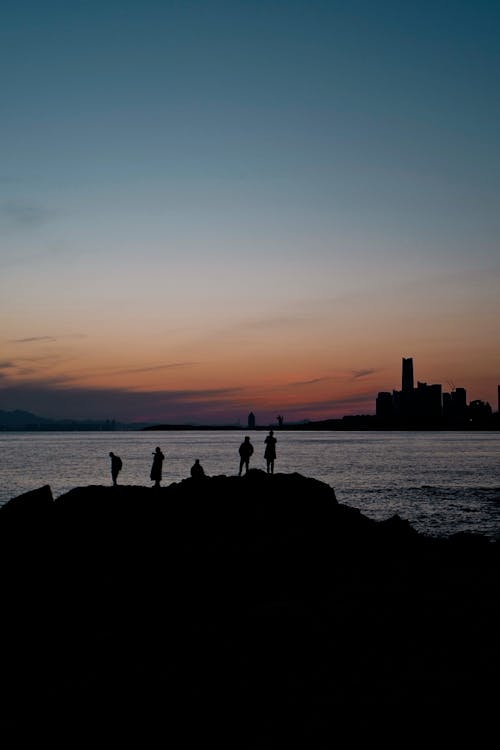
[0,409,54,426]
[0,410,148,430]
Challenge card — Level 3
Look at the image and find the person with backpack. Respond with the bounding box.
[109,451,123,486]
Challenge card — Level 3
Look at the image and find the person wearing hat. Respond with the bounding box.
[264,430,277,474]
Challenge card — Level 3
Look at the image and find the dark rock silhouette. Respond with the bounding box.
[0,483,53,515]
[1,471,500,739]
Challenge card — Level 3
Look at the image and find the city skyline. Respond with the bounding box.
[1,352,498,426]
[376,356,499,425]
[1,1,500,424]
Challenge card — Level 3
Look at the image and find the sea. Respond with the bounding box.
[1,430,500,540]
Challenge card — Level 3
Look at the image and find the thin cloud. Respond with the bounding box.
[118,362,199,375]
[290,391,376,418]
[320,391,375,409]
[352,369,378,380]
[9,336,58,344]
[0,353,84,386]
[288,376,334,387]
[244,315,309,330]
[9,334,87,344]
[209,314,311,339]
[154,386,243,403]
[0,361,16,370]
[0,200,52,230]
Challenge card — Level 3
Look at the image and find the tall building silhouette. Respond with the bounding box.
[402,357,414,392]
[415,381,442,421]
[443,387,468,423]
[376,392,393,420]
[377,355,494,426]
[247,411,256,429]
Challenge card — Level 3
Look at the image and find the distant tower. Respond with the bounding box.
[247,411,256,429]
[402,357,414,392]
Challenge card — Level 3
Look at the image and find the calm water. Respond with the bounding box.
[1,430,500,540]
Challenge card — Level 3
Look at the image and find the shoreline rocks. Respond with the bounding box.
[1,470,500,738]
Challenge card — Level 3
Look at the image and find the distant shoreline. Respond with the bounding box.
[1,423,500,432]
[143,414,500,431]
[2,408,499,432]
[143,424,500,432]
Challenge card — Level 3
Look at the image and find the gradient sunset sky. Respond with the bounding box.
[1,0,499,424]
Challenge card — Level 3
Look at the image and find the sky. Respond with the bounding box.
[1,0,499,424]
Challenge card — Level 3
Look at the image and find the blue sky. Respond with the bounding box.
[1,0,499,422]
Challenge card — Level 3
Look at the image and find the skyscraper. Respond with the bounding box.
[402,357,414,392]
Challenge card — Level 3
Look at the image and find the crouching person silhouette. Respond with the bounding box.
[190,458,206,479]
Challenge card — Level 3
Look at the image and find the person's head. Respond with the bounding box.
[270,430,274,436]
[245,436,250,441]
[109,452,114,457]
[194,459,199,464]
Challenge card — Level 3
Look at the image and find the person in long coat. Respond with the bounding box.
[264,430,277,474]
[150,446,165,487]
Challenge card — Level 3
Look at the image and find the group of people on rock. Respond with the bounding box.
[109,430,278,486]
[238,430,277,475]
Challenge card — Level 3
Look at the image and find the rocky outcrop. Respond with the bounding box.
[1,483,53,513]
[1,470,499,739]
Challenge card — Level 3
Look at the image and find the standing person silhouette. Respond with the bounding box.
[264,429,277,474]
[150,446,165,487]
[109,451,123,486]
[238,436,254,476]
